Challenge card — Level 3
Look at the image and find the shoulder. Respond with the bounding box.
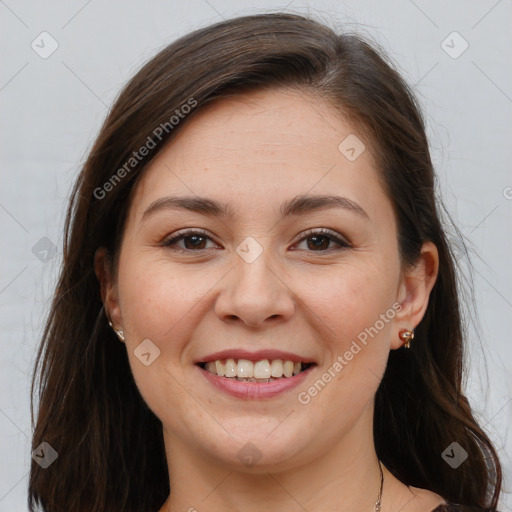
[403,486,499,512]
[431,502,501,512]
[376,473,499,512]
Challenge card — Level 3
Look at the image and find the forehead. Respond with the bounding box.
[162,87,364,161]
[127,88,388,223]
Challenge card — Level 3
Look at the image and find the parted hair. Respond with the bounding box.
[29,12,502,512]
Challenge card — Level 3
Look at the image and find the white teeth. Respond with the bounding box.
[253,359,271,379]
[270,359,283,377]
[205,361,217,374]
[225,358,237,377]
[237,359,254,378]
[202,358,307,379]
[283,360,294,378]
[214,360,225,376]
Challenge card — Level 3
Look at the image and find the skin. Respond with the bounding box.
[95,88,443,512]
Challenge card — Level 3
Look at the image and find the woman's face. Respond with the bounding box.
[100,88,434,472]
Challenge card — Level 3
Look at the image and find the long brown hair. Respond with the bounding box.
[29,12,502,512]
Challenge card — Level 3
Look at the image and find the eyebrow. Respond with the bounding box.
[141,193,369,222]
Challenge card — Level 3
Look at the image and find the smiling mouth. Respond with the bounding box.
[197,358,315,382]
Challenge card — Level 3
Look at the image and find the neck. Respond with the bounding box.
[160,410,388,512]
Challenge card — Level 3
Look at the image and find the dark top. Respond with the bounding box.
[432,503,500,511]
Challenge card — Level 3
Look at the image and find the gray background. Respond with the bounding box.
[1,0,511,510]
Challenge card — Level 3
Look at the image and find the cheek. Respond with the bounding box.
[115,256,209,426]
[298,260,397,399]
[118,255,213,343]
[301,260,397,345]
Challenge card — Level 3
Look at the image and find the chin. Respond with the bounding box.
[207,424,312,472]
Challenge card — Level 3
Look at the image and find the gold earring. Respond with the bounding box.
[398,328,414,349]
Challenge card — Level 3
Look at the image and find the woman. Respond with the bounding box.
[29,12,503,512]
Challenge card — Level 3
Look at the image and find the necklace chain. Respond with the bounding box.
[374,460,384,512]
[164,460,385,512]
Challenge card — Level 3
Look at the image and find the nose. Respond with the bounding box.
[213,248,296,329]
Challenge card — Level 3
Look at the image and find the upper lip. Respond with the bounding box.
[195,349,316,364]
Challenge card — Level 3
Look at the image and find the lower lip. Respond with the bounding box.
[197,364,315,399]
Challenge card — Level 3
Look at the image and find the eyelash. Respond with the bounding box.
[161,227,351,253]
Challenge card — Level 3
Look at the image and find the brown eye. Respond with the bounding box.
[305,234,331,251]
[294,228,351,252]
[162,229,217,251]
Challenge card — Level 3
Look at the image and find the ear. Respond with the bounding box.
[94,247,123,333]
[391,241,439,350]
